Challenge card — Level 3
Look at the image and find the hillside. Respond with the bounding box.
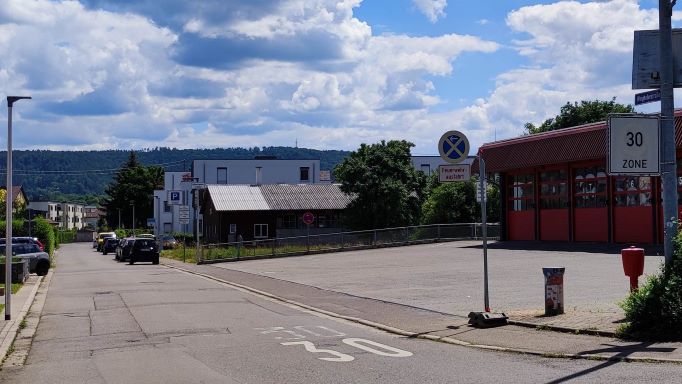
[0,147,349,203]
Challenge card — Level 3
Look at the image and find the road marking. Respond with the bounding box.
[342,338,412,357]
[281,341,355,362]
[293,325,346,337]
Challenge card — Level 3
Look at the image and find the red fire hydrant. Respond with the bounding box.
[621,246,645,292]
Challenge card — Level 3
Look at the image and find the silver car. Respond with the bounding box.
[0,243,51,276]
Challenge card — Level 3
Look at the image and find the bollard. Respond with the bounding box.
[621,246,645,292]
[543,267,565,316]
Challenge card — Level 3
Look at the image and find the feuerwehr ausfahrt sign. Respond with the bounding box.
[438,130,470,164]
[607,114,660,175]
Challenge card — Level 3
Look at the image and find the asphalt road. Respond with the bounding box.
[0,243,679,383]
[218,240,664,315]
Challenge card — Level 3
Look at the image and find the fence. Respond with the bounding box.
[199,223,499,264]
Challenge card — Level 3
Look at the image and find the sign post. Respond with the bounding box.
[303,212,315,252]
[479,156,490,312]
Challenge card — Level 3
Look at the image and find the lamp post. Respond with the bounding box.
[131,201,136,235]
[154,195,160,237]
[5,95,31,321]
[117,208,121,230]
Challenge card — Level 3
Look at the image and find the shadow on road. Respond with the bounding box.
[545,342,676,384]
[462,241,663,256]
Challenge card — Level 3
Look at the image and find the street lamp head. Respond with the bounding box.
[7,96,31,107]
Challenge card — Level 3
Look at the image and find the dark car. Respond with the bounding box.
[102,238,119,255]
[115,238,134,262]
[0,237,44,251]
[0,243,50,276]
[128,238,159,265]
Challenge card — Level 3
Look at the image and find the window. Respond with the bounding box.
[229,224,236,234]
[300,167,310,182]
[420,164,431,175]
[164,201,171,213]
[574,166,607,208]
[508,173,535,211]
[254,224,268,238]
[217,167,227,184]
[539,169,568,209]
[279,214,297,229]
[163,223,172,233]
[614,176,652,206]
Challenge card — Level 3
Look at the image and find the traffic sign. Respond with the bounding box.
[607,114,660,175]
[476,179,487,203]
[302,212,315,225]
[438,164,471,182]
[169,190,182,205]
[635,89,661,105]
[632,29,682,89]
[178,205,190,219]
[438,130,470,164]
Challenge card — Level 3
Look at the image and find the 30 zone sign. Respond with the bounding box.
[608,114,660,175]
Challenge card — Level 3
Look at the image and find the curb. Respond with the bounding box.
[507,320,618,338]
[161,261,682,364]
[0,274,44,363]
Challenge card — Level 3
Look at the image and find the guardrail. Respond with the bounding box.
[198,223,500,264]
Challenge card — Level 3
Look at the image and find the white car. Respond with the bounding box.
[0,243,50,276]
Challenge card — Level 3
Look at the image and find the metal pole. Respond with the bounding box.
[480,157,490,312]
[131,203,136,235]
[5,96,30,321]
[660,0,678,265]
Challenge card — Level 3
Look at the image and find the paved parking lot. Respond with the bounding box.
[216,240,664,316]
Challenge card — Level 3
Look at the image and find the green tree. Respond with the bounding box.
[524,98,634,134]
[421,174,500,224]
[101,151,164,231]
[334,140,427,230]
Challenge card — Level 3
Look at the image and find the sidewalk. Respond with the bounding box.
[163,258,682,363]
[0,275,43,361]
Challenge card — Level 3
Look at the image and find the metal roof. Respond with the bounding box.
[206,185,269,211]
[206,184,352,212]
[478,111,682,173]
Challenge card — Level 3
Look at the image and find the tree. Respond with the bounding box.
[334,140,427,230]
[524,98,634,134]
[101,151,164,231]
[421,174,501,224]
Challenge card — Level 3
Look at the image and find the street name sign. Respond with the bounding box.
[438,164,471,182]
[607,114,660,175]
[635,89,661,105]
[438,130,470,164]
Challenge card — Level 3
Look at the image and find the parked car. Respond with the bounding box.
[0,243,50,276]
[97,232,116,252]
[137,234,155,239]
[160,235,178,249]
[128,238,160,265]
[115,237,135,262]
[0,237,44,251]
[102,238,119,255]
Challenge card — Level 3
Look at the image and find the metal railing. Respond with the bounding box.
[199,223,499,264]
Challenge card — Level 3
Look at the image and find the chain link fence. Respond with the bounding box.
[199,223,499,264]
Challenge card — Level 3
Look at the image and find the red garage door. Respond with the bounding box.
[613,176,654,244]
[507,173,536,240]
[539,169,569,241]
[573,165,608,242]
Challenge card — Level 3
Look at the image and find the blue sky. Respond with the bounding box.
[0,0,677,155]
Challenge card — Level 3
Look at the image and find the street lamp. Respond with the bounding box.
[131,201,136,235]
[5,95,31,321]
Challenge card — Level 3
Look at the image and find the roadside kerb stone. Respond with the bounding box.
[0,274,45,364]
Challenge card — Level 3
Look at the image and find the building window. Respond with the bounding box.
[279,214,297,229]
[614,176,652,206]
[254,224,268,238]
[300,167,310,182]
[508,173,535,211]
[217,167,228,184]
[420,164,431,175]
[574,166,607,208]
[164,201,171,212]
[163,223,172,233]
[229,224,236,234]
[539,169,568,209]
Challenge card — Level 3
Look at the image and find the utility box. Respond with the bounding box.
[543,267,565,316]
[621,246,645,291]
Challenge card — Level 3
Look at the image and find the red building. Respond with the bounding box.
[478,111,682,244]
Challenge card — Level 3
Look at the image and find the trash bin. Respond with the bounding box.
[543,267,565,316]
[621,246,644,292]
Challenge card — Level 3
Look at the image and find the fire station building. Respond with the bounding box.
[478,111,682,244]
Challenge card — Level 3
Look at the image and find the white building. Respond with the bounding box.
[153,158,329,237]
[28,201,85,230]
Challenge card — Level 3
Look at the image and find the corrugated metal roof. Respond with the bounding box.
[206,184,352,211]
[206,185,269,211]
[260,184,353,210]
[478,111,682,173]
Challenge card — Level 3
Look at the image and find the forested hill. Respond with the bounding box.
[0,147,349,203]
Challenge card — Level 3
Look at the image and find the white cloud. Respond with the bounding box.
[412,0,447,23]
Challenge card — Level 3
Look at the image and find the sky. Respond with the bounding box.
[0,0,679,155]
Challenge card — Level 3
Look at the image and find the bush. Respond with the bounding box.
[32,217,56,256]
[620,232,682,340]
